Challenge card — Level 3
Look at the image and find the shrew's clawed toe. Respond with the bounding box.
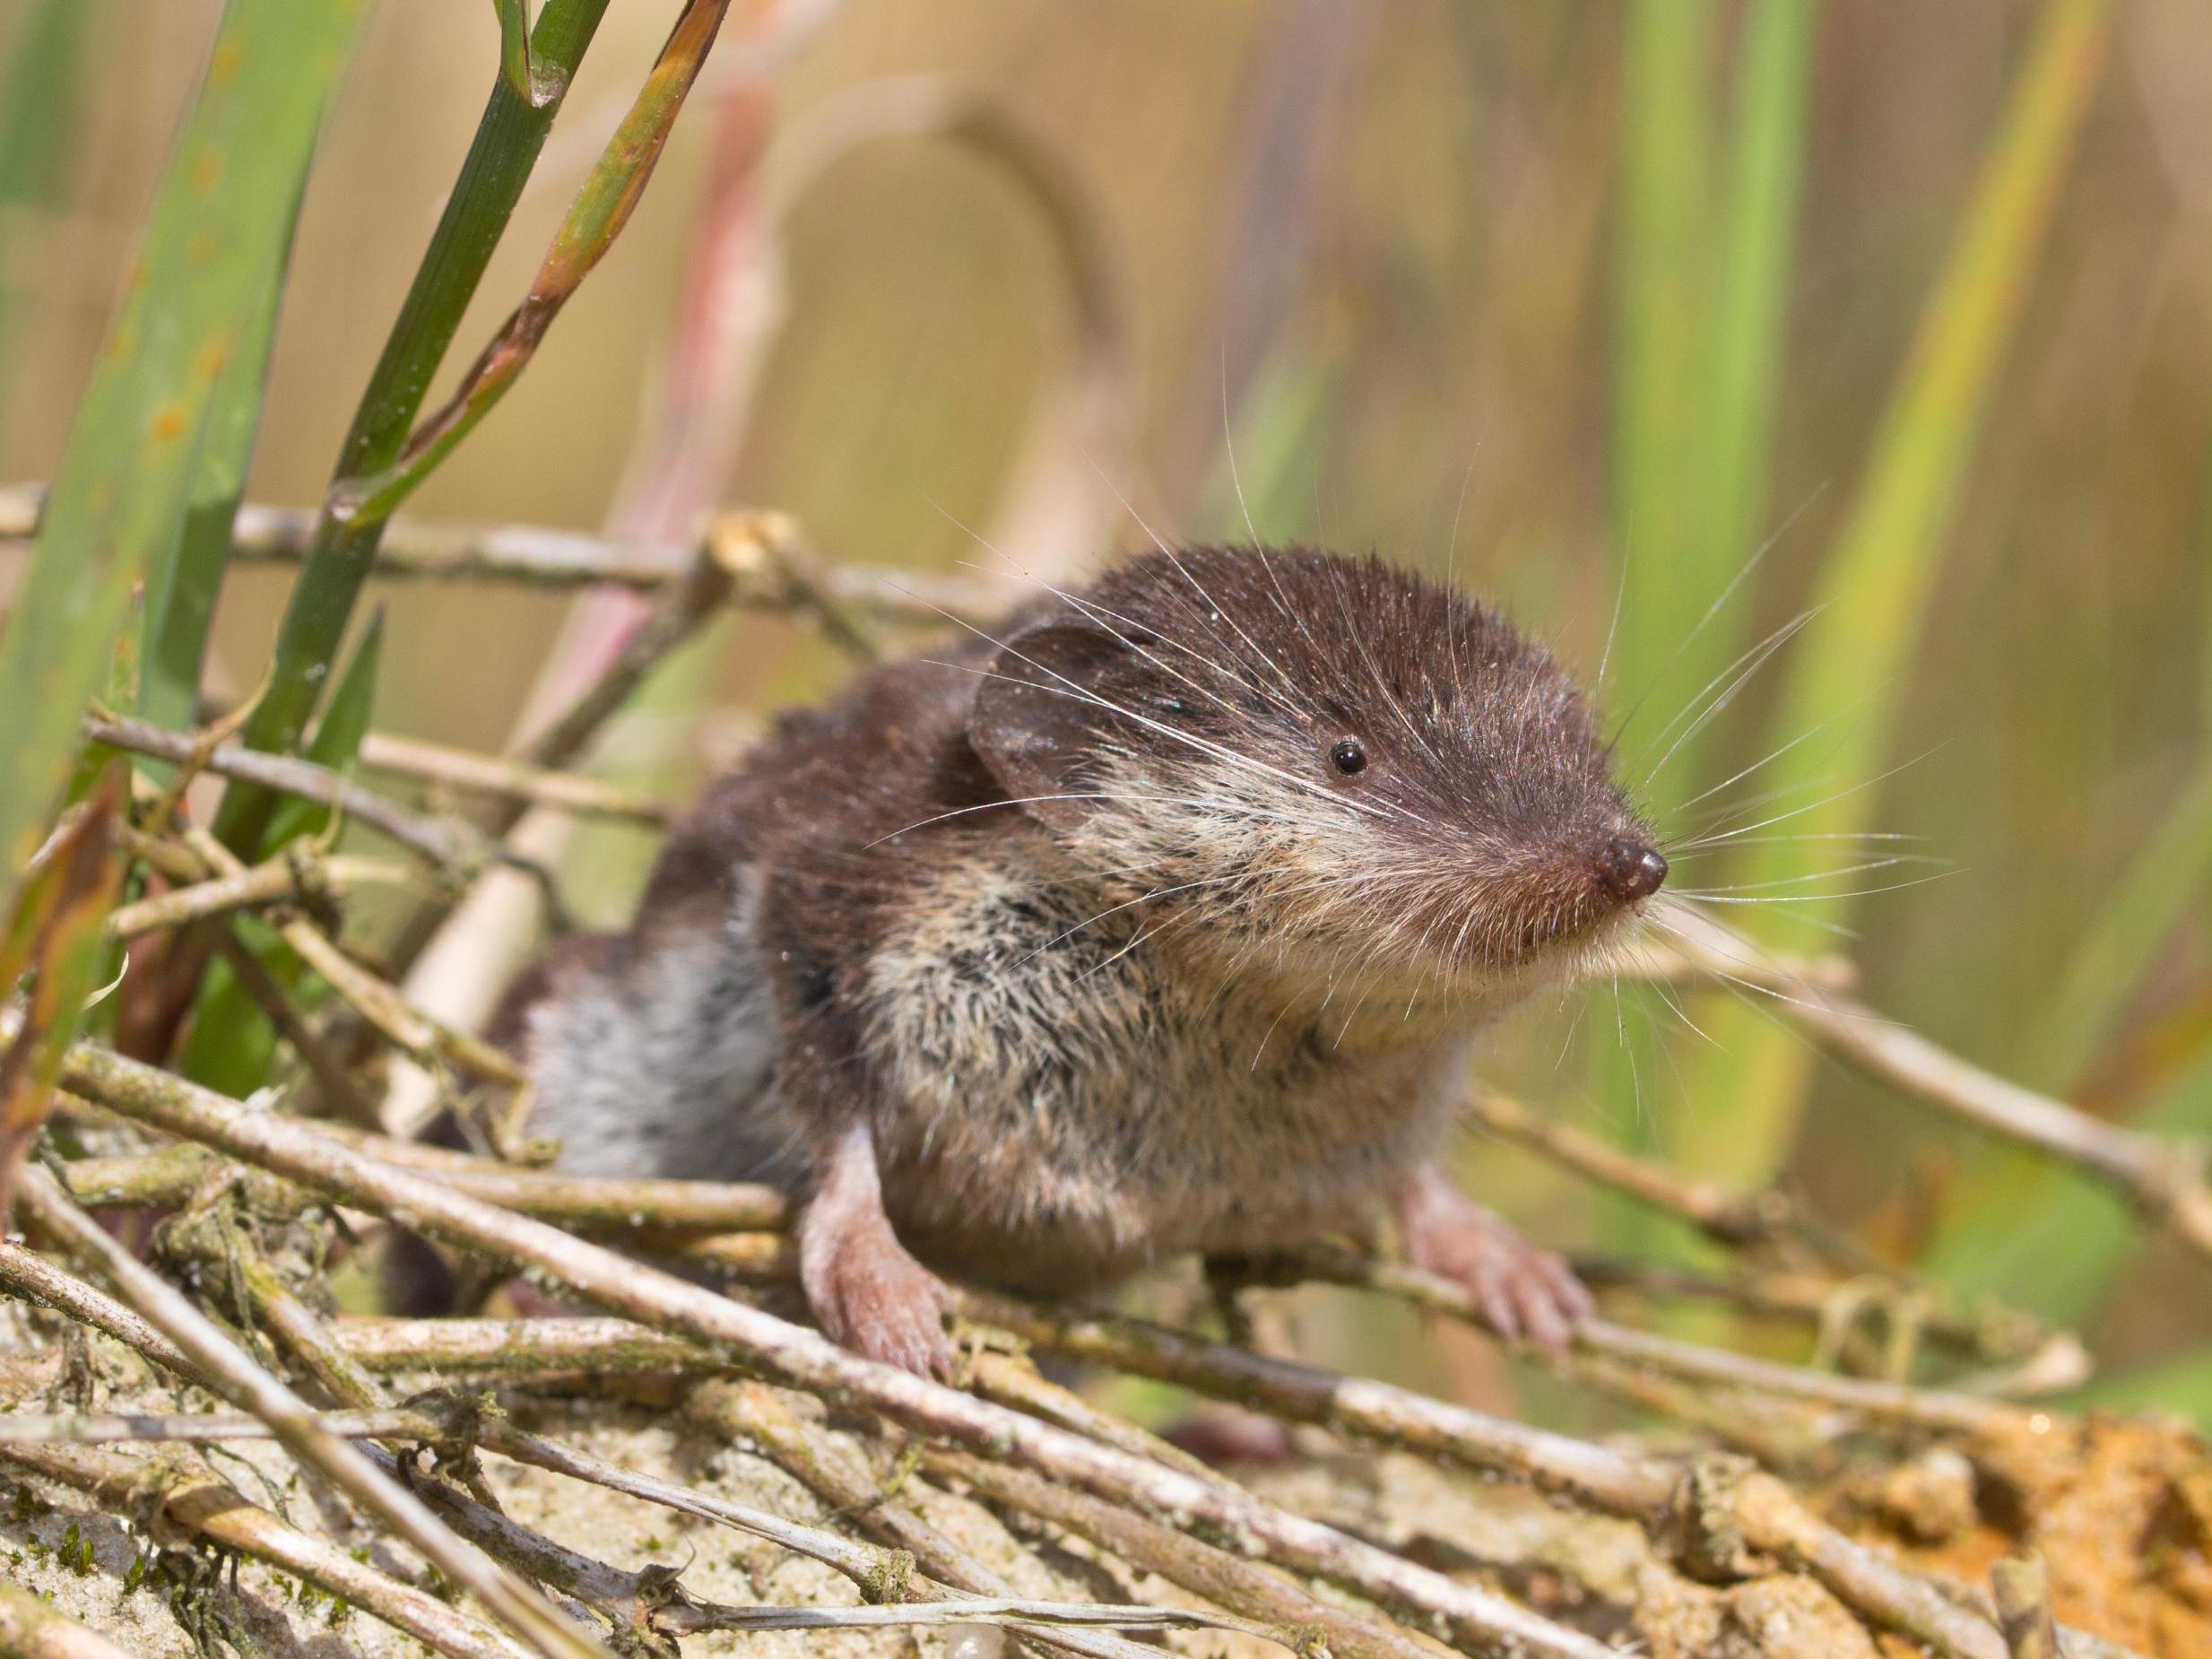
[1395,1162,1592,1355]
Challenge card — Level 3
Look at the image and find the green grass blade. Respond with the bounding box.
[137,239,298,735]
[264,607,386,853]
[1699,0,1817,599]
[1748,0,2109,895]
[0,0,361,884]
[0,3,83,206]
[1598,4,1820,1260]
[2028,768,2212,1089]
[0,0,88,456]
[1667,0,2111,1191]
[213,0,614,857]
[1195,351,1339,545]
[2022,435,2212,1091]
[1609,0,1717,820]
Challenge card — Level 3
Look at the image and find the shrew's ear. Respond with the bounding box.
[967,621,1149,833]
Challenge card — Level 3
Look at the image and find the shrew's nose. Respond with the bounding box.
[1596,838,1668,902]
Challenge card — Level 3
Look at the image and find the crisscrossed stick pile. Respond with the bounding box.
[0,492,2207,1659]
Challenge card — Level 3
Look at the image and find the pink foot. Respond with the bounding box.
[1394,1163,1592,1353]
[803,1220,956,1378]
[798,1123,956,1377]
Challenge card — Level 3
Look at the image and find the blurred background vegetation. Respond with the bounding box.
[3,0,2208,1424]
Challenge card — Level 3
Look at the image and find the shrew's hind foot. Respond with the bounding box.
[1393,1161,1592,1354]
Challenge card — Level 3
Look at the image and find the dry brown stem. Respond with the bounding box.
[1667,909,2212,1269]
[105,852,404,939]
[359,733,671,822]
[87,712,481,872]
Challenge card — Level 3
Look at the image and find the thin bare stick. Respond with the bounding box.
[924,1443,1454,1659]
[1666,911,2212,1266]
[57,1139,787,1231]
[336,1316,711,1381]
[0,1404,433,1445]
[0,1241,196,1377]
[147,821,525,1090]
[1800,991,2212,1261]
[688,1380,1209,1659]
[0,483,1000,621]
[360,732,672,822]
[88,712,482,871]
[517,511,782,774]
[1469,1089,1847,1258]
[106,851,404,938]
[1290,1246,2046,1436]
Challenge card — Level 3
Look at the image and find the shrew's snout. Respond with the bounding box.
[1595,837,1668,903]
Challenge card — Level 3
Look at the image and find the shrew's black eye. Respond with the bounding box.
[1329,737,1367,776]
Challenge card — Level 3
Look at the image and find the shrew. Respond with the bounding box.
[510,545,1667,1375]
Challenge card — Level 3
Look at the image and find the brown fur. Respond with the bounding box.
[516,546,1661,1371]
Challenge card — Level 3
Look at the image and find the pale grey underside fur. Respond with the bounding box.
[523,874,797,1185]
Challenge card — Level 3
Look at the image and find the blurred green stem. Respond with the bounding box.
[212,0,612,859]
[1916,360,2212,1313]
[1611,0,1715,816]
[1700,0,1815,607]
[1599,1,1815,1263]
[333,0,733,528]
[1669,0,2110,1193]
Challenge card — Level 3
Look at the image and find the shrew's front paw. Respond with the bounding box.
[1395,1167,1592,1354]
[802,1222,958,1378]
